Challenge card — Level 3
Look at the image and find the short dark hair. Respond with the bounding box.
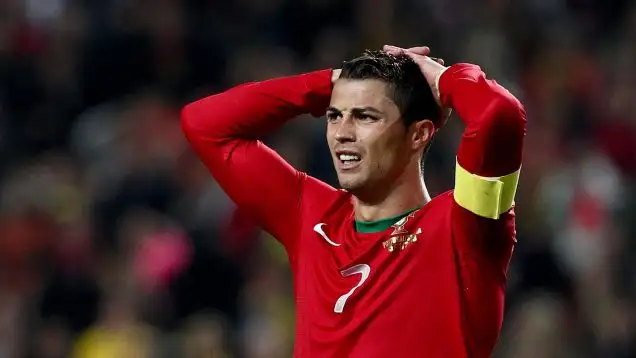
[340,50,441,127]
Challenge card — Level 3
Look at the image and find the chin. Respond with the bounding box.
[339,182,356,191]
[337,175,364,191]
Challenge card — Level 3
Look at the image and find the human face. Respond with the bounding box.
[326,79,424,193]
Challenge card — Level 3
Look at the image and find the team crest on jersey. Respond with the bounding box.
[389,211,417,236]
[383,211,421,252]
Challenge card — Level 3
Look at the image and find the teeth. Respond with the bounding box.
[339,154,360,161]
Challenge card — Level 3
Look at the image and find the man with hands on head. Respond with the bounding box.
[181,44,526,357]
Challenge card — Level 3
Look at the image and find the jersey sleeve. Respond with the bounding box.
[438,64,527,220]
[181,70,335,253]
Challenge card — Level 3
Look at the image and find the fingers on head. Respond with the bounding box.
[383,45,442,64]
[382,45,405,55]
[406,46,430,55]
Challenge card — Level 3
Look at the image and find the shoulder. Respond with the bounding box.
[300,175,352,220]
[424,190,456,213]
[424,189,516,226]
[301,175,348,205]
[409,191,455,227]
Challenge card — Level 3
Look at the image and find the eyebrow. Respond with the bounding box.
[326,106,383,114]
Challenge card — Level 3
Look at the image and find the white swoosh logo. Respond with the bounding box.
[313,223,341,247]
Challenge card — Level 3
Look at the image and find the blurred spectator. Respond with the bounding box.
[0,0,635,357]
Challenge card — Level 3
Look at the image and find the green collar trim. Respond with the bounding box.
[355,207,420,233]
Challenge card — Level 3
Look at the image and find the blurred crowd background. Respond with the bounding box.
[1,0,636,357]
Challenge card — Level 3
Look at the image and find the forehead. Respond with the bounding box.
[330,79,397,111]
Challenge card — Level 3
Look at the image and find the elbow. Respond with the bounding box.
[180,96,221,141]
[488,92,527,138]
[464,94,526,176]
[180,101,198,138]
[180,95,235,150]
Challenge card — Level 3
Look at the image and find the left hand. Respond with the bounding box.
[383,45,448,105]
[331,68,342,84]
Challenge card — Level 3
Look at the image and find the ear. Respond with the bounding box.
[410,120,435,151]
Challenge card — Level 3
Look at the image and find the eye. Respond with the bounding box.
[354,113,377,122]
[326,111,341,122]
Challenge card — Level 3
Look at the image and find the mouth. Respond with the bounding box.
[335,150,362,171]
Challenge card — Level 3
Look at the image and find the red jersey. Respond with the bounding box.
[181,64,526,357]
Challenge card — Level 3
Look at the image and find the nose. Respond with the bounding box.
[334,115,356,143]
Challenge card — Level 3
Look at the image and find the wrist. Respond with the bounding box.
[331,69,342,84]
[432,67,449,107]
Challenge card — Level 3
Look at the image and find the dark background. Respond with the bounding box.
[0,0,635,357]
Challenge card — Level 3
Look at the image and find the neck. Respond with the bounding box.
[353,168,430,222]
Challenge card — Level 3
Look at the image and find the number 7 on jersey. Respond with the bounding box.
[334,264,371,313]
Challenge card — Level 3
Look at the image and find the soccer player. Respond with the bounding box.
[181,45,526,357]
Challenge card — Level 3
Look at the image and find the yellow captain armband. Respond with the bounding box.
[453,159,521,219]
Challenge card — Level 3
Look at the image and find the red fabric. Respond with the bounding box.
[181,65,525,358]
[182,70,333,253]
[439,63,526,177]
[597,120,636,175]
